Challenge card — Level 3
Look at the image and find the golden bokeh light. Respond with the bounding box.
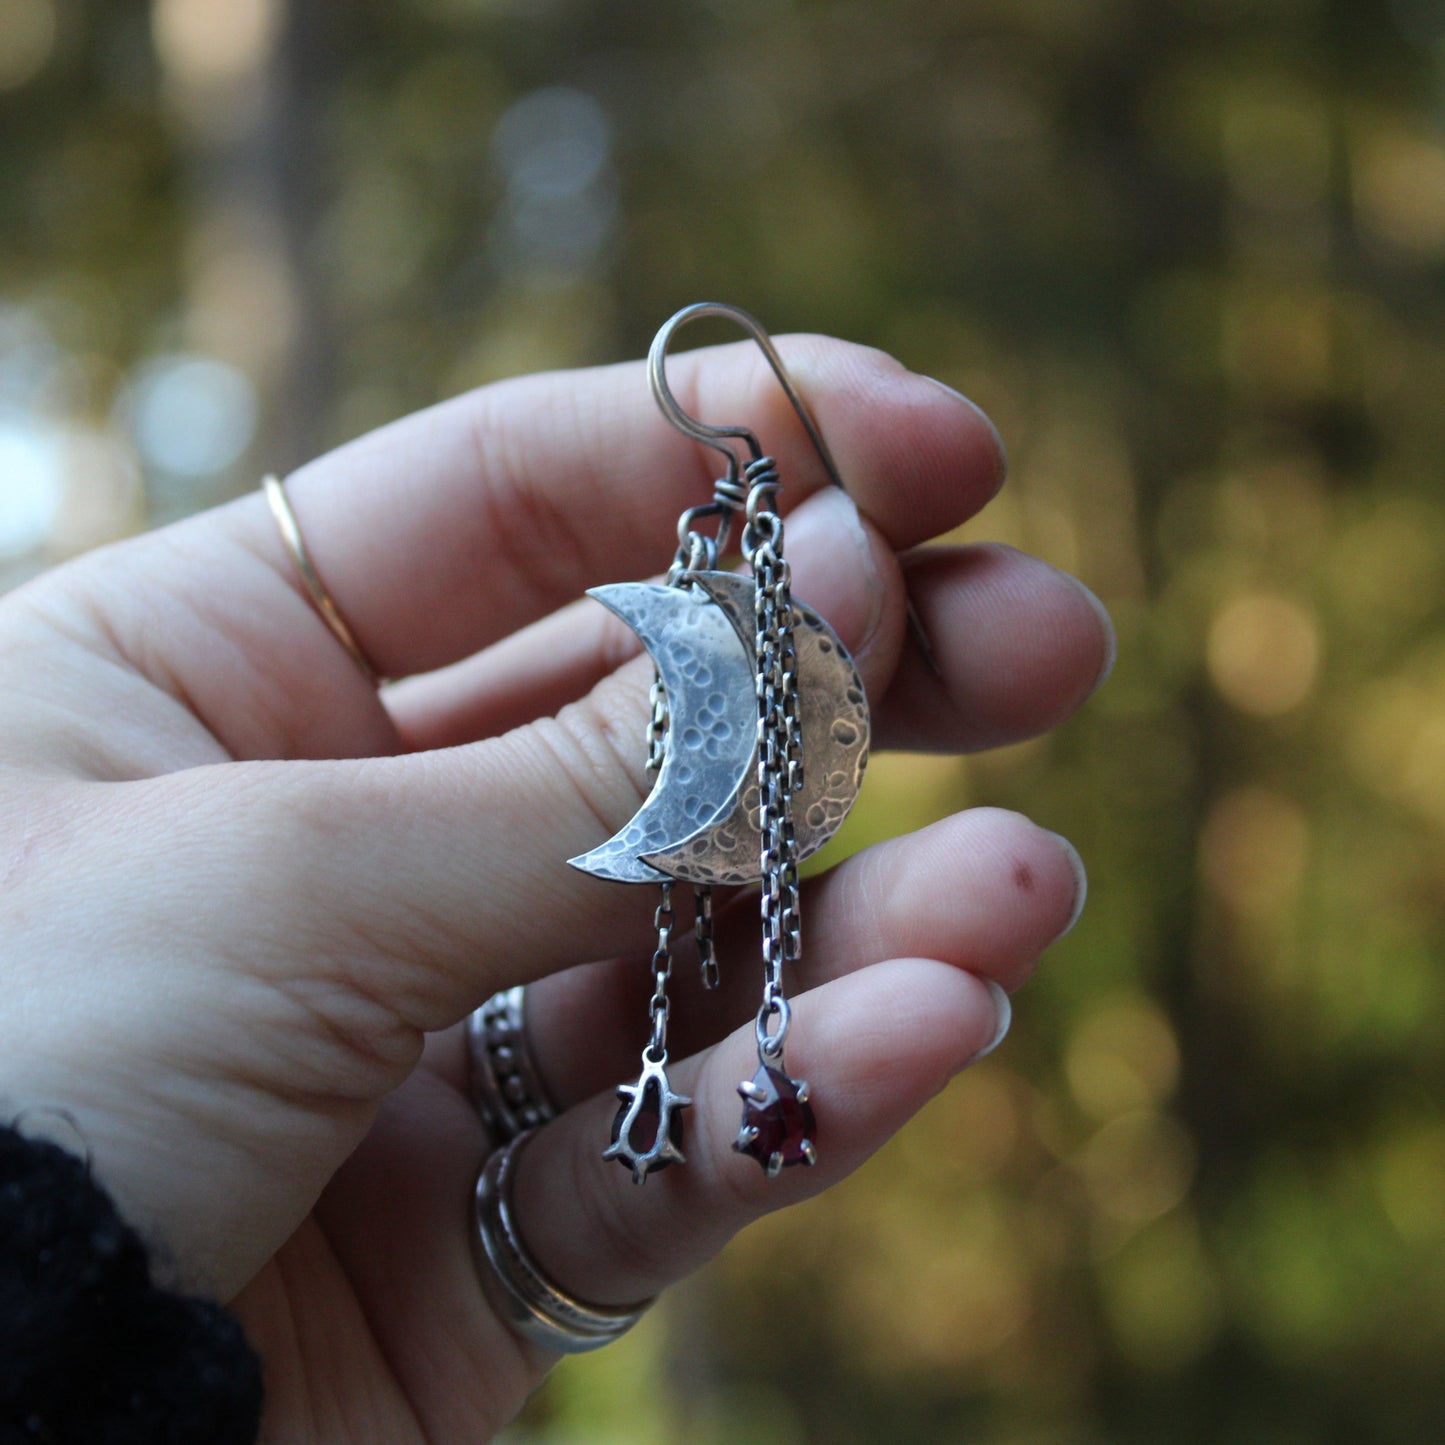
[1221,285,1332,400]
[842,1193,1035,1370]
[1221,79,1331,212]
[1199,786,1310,923]
[47,428,143,556]
[909,1065,1023,1185]
[1076,1108,1197,1234]
[1065,995,1181,1121]
[1206,591,1321,715]
[1376,1123,1445,1244]
[151,0,279,87]
[1353,124,1445,258]
[185,216,297,379]
[1100,1214,1223,1372]
[1347,669,1445,830]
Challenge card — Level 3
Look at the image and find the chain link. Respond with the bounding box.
[646,565,716,991]
[745,457,801,1059]
[696,884,717,989]
[645,669,668,776]
[647,881,674,1060]
[643,457,797,1057]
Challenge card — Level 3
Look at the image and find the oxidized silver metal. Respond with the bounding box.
[695,883,717,989]
[583,303,877,1184]
[466,987,556,1143]
[641,570,868,887]
[472,1132,654,1353]
[649,301,939,675]
[748,466,802,1064]
[568,574,868,889]
[568,581,756,884]
[604,1048,692,1185]
[648,303,848,495]
[606,871,690,1187]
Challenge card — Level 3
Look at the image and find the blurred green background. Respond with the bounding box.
[3,0,1444,1440]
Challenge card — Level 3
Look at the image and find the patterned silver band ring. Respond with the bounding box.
[466,987,557,1142]
[471,1131,654,1354]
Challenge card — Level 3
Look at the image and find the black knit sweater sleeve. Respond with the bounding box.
[0,1125,263,1445]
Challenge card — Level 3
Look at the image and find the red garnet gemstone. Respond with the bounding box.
[734,1065,817,1174]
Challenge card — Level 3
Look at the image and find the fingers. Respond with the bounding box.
[43,476,1093,1076]
[878,543,1115,752]
[513,959,1001,1306]
[183,517,1069,1029]
[162,503,1095,1030]
[217,338,1003,683]
[387,529,1112,758]
[137,499,897,1031]
[296,958,1003,1434]
[385,481,905,751]
[51,340,1001,766]
[517,807,1083,1113]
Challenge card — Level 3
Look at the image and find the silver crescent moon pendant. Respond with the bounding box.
[567,572,869,888]
[567,580,759,884]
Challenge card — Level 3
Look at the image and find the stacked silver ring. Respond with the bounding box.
[471,1131,654,1354]
[466,987,556,1142]
[467,988,654,1353]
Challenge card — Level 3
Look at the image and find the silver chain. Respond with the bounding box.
[647,881,674,1060]
[696,884,717,989]
[651,553,717,991]
[744,458,802,1059]
[645,668,668,777]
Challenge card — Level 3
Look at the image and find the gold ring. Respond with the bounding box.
[263,475,381,685]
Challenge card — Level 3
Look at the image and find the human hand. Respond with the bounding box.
[0,336,1110,1441]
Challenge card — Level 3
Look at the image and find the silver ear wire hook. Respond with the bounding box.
[648,302,941,677]
[649,302,847,491]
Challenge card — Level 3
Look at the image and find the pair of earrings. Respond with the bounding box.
[568,303,871,1183]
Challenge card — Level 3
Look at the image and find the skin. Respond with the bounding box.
[0,336,1111,1443]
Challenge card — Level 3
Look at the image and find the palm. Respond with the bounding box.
[15,581,545,1435]
[238,1076,539,1443]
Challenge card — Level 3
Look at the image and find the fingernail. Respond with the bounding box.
[1069,576,1117,695]
[785,486,885,655]
[965,979,1013,1065]
[1043,830,1089,942]
[917,375,1009,499]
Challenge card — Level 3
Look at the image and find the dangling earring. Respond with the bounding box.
[568,303,870,1182]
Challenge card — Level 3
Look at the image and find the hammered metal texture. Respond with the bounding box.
[641,571,869,887]
[567,581,758,883]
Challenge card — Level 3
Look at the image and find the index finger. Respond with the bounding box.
[222,336,1005,683]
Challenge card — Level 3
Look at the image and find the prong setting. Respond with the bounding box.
[604,1052,691,1185]
[733,1063,818,1175]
